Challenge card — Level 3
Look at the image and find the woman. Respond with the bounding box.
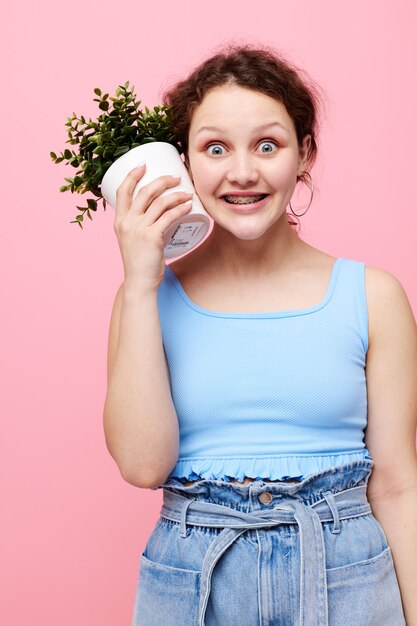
[103,43,416,625]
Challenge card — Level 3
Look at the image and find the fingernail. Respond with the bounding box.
[136,162,146,169]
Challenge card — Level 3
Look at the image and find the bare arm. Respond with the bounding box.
[102,278,179,489]
[102,164,193,489]
[364,266,417,625]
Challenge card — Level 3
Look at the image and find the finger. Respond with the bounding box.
[115,164,147,216]
[155,200,193,234]
[139,190,194,225]
[130,174,183,214]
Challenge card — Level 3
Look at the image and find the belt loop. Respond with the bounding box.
[322,490,341,534]
[179,498,195,538]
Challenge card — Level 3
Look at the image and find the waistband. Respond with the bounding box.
[158,459,374,626]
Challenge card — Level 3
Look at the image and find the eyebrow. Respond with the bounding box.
[196,121,289,135]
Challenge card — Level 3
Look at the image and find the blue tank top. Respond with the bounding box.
[157,257,372,482]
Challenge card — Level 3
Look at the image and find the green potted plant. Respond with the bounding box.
[50,81,211,259]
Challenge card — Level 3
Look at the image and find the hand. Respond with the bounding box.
[114,164,193,289]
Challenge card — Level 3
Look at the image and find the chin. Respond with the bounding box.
[225,222,272,240]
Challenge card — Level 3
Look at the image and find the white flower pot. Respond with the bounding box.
[101,142,212,260]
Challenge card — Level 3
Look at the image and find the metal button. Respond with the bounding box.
[258,491,273,504]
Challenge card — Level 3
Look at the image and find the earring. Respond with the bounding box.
[289,172,314,217]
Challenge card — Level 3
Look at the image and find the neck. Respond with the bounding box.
[200,218,303,279]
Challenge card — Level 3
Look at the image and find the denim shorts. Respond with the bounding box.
[130,459,405,625]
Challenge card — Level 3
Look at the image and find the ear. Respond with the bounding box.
[297,135,312,177]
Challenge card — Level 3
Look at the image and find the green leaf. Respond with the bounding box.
[76,215,84,221]
[87,199,97,210]
[113,145,130,157]
[53,83,177,212]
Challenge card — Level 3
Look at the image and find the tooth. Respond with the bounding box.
[225,195,263,204]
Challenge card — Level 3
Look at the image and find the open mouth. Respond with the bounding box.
[222,194,269,205]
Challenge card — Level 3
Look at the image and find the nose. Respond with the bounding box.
[225,152,259,186]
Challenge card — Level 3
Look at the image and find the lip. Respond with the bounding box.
[221,195,270,213]
[221,192,269,197]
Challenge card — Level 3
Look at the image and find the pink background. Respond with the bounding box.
[2,1,416,624]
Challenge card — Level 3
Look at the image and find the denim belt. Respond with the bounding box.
[160,484,372,626]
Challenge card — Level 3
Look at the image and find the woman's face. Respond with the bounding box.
[185,84,311,241]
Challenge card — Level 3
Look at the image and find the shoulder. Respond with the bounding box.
[364,265,408,312]
[364,264,416,348]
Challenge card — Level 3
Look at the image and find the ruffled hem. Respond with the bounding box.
[168,449,373,482]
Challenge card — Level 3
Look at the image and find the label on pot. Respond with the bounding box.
[166,222,206,250]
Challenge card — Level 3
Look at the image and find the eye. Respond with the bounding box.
[206,143,225,156]
[258,140,278,153]
[205,139,279,156]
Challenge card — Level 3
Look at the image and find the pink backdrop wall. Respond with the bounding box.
[2,1,416,624]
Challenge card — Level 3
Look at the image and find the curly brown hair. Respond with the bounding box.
[162,42,326,228]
